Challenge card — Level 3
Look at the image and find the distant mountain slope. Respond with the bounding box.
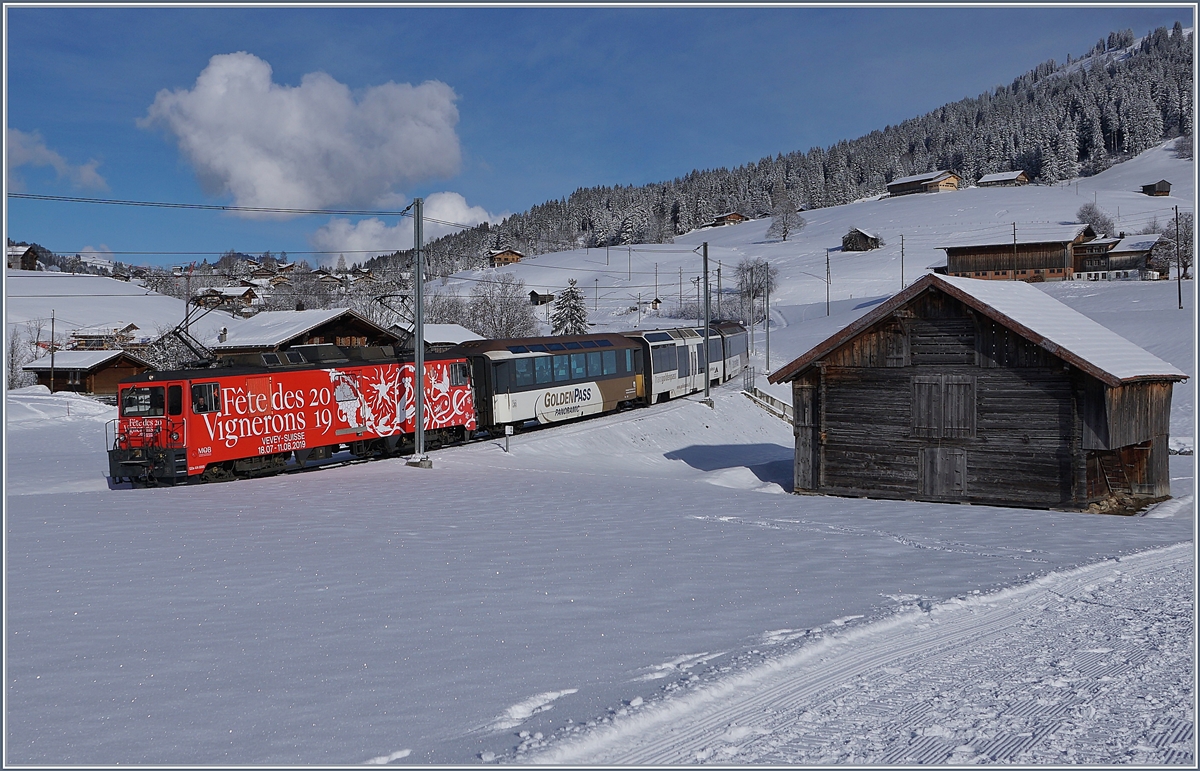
[376,22,1191,277]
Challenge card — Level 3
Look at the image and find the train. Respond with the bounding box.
[107,322,748,486]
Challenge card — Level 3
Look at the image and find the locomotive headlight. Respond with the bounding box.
[117,433,126,443]
[170,431,180,441]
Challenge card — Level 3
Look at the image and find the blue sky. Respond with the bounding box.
[5,5,1192,267]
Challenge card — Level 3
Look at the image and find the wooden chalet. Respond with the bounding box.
[886,170,961,197]
[208,308,399,360]
[842,227,882,252]
[529,291,555,306]
[705,212,750,227]
[1074,233,1162,280]
[768,274,1186,511]
[1141,179,1171,196]
[68,322,140,350]
[7,245,37,271]
[490,248,525,267]
[941,223,1096,282]
[977,170,1030,187]
[24,349,153,397]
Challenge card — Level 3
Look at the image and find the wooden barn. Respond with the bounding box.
[842,227,882,251]
[977,170,1030,187]
[942,223,1096,281]
[23,349,153,397]
[1073,233,1162,280]
[1141,179,1171,196]
[768,274,1186,511]
[886,170,961,197]
[705,211,751,227]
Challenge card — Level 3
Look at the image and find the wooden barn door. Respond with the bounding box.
[793,384,818,491]
[920,447,966,498]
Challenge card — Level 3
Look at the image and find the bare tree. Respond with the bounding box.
[7,324,38,388]
[467,273,538,339]
[1076,202,1116,237]
[1150,211,1194,279]
[766,177,806,241]
[735,257,778,326]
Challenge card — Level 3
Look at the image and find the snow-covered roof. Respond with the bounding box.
[977,171,1027,184]
[938,223,1094,250]
[770,274,1187,387]
[209,308,358,350]
[70,322,139,336]
[392,323,483,345]
[888,170,957,187]
[847,227,878,239]
[1109,234,1162,253]
[23,349,149,371]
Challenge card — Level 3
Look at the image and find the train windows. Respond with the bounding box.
[580,340,598,349]
[529,344,549,353]
[167,385,183,416]
[652,345,677,374]
[678,346,691,378]
[587,352,603,377]
[535,357,553,384]
[450,362,469,386]
[547,343,565,351]
[553,354,570,381]
[564,341,582,350]
[571,353,587,379]
[602,350,617,375]
[284,351,306,364]
[626,349,636,373]
[596,340,613,347]
[646,332,673,343]
[192,382,221,414]
[262,353,281,366]
[507,345,529,354]
[122,386,164,417]
[513,359,535,387]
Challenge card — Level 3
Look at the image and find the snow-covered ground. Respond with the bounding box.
[4,143,1195,765]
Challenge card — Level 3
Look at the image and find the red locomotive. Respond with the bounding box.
[107,344,476,486]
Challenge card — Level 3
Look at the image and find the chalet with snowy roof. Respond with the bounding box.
[69,322,140,350]
[1141,179,1171,196]
[704,212,751,227]
[529,291,555,306]
[886,170,962,197]
[193,286,258,309]
[768,274,1186,511]
[7,245,37,271]
[24,349,154,397]
[977,170,1030,187]
[1073,233,1163,280]
[208,308,399,360]
[941,223,1097,282]
[490,248,525,267]
[842,227,881,252]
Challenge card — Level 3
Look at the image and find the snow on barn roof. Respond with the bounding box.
[23,349,150,372]
[938,223,1095,250]
[209,308,359,350]
[848,227,878,239]
[977,171,1027,184]
[1109,234,1162,253]
[769,273,1187,387]
[888,170,956,187]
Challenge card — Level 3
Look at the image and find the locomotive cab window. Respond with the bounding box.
[168,385,183,416]
[121,386,165,417]
[449,362,469,386]
[192,382,221,414]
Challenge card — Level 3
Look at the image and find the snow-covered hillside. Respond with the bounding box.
[4,143,1195,765]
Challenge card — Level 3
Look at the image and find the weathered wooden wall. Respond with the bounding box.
[946,243,1073,273]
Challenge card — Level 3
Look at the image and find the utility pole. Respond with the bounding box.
[679,266,683,310]
[606,242,610,266]
[49,309,55,394]
[900,235,905,289]
[703,242,711,399]
[408,197,430,468]
[717,261,722,320]
[1013,222,1018,279]
[655,262,659,301]
[628,246,631,281]
[764,260,770,373]
[1176,205,1183,310]
[594,278,599,312]
[825,248,831,316]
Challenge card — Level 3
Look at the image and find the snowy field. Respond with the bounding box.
[4,142,1196,765]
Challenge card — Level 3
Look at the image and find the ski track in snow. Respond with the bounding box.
[519,544,1194,766]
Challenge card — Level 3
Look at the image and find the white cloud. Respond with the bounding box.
[310,191,505,265]
[6,129,108,191]
[140,52,462,216]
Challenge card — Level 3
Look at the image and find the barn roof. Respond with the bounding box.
[209,308,380,350]
[23,349,151,372]
[768,273,1187,388]
[888,170,957,187]
[977,170,1027,184]
[847,227,878,239]
[938,223,1095,250]
[1109,233,1162,254]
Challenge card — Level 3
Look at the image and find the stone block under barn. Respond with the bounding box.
[768,274,1187,512]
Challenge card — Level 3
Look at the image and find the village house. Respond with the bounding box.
[768,273,1186,511]
[7,245,37,271]
[1141,179,1171,196]
[529,291,555,306]
[68,322,141,350]
[842,227,882,251]
[941,223,1096,281]
[1073,233,1162,280]
[490,248,525,267]
[23,349,154,397]
[977,170,1030,187]
[703,212,751,227]
[208,308,400,361]
[886,170,962,197]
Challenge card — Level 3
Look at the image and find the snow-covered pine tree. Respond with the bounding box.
[551,279,589,336]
